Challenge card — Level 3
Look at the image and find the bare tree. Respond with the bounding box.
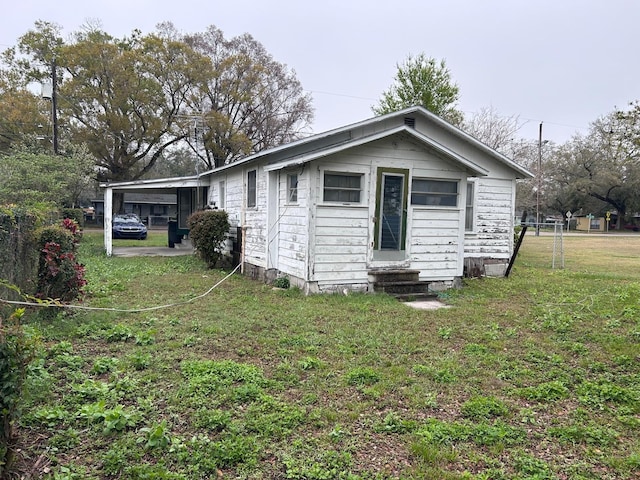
[182,24,314,169]
[462,106,523,155]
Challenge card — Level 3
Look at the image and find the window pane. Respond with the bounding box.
[346,190,361,202]
[346,175,361,189]
[439,195,457,206]
[323,173,362,203]
[411,178,459,207]
[411,193,427,205]
[324,189,341,202]
[247,170,256,208]
[412,179,429,193]
[324,174,343,188]
[287,174,298,203]
[325,173,361,189]
[432,181,458,194]
[465,182,474,231]
[412,179,457,194]
[219,181,225,209]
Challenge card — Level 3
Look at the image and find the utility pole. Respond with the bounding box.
[536,122,542,236]
[51,58,59,154]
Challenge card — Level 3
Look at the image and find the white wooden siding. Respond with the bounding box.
[464,178,515,258]
[276,171,308,278]
[409,208,461,279]
[243,166,268,267]
[312,205,369,283]
[217,167,267,268]
[310,138,467,286]
[224,173,243,226]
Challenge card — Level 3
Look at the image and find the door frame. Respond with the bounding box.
[373,167,409,260]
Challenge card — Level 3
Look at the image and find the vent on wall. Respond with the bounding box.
[404,117,416,128]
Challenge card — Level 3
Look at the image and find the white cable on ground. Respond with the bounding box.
[0,263,242,314]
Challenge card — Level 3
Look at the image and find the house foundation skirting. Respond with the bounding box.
[464,257,509,278]
[234,259,466,294]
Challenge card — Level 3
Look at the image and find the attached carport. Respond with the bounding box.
[101,175,208,256]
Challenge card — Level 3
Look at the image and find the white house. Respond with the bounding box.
[102,107,533,294]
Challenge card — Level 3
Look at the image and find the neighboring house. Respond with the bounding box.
[102,106,533,294]
[91,193,178,227]
[574,215,607,232]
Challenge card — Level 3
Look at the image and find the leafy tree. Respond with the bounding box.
[538,141,594,220]
[373,53,463,124]
[58,26,208,184]
[182,24,314,168]
[0,21,64,153]
[0,145,95,208]
[4,22,211,211]
[2,21,315,209]
[543,108,640,227]
[0,85,51,153]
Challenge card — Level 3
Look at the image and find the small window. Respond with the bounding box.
[247,170,257,208]
[411,179,458,206]
[218,181,226,209]
[287,173,298,203]
[465,180,475,231]
[323,173,362,203]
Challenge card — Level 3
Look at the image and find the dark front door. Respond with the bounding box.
[374,168,409,260]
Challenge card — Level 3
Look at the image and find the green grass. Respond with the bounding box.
[87,227,170,248]
[14,232,640,479]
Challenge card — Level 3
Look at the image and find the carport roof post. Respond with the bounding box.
[104,186,113,256]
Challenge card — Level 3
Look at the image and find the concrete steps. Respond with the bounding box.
[369,269,437,302]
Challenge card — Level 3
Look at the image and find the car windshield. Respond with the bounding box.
[115,216,141,224]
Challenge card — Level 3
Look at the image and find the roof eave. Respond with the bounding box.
[99,175,202,190]
[264,125,489,177]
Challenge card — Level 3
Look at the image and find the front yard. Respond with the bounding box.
[15,232,640,479]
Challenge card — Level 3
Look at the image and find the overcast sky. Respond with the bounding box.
[2,0,638,145]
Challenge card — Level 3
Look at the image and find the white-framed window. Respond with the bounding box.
[323,172,362,203]
[411,178,458,206]
[247,170,257,208]
[287,173,298,203]
[465,179,476,232]
[219,180,225,209]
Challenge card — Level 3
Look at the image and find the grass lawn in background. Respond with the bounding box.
[14,231,640,479]
[84,228,170,248]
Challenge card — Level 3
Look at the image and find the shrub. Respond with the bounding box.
[0,308,39,477]
[273,276,290,289]
[187,210,230,268]
[35,220,86,302]
[0,206,41,300]
[62,208,84,228]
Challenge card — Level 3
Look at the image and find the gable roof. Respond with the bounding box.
[262,125,489,176]
[202,106,533,179]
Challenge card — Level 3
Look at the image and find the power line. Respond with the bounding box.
[0,264,241,313]
[304,87,591,135]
